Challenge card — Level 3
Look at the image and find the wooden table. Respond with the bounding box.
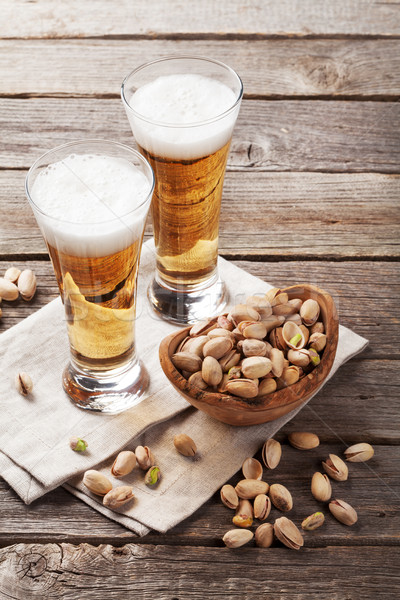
[1,2,399,597]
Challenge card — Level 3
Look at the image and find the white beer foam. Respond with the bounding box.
[126,74,239,160]
[30,154,151,257]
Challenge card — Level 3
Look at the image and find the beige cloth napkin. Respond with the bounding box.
[0,240,368,536]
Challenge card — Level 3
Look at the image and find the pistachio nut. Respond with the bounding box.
[228,304,261,327]
[257,377,277,397]
[270,292,289,307]
[135,445,155,470]
[218,349,241,372]
[269,483,293,512]
[288,298,303,311]
[270,348,285,378]
[179,335,208,357]
[217,373,230,393]
[0,277,19,301]
[300,298,320,326]
[233,499,254,528]
[202,355,223,386]
[173,433,197,457]
[287,348,310,368]
[145,466,161,486]
[17,269,37,301]
[83,470,113,496]
[255,523,274,548]
[188,370,208,390]
[69,436,88,452]
[231,327,245,341]
[203,336,233,360]
[344,443,374,462]
[241,339,269,357]
[241,321,267,340]
[301,511,325,531]
[274,517,304,550]
[322,454,348,482]
[242,457,263,480]
[4,267,21,284]
[310,321,325,335]
[329,499,358,526]
[269,327,286,351]
[235,479,269,499]
[207,328,236,343]
[217,315,234,330]
[288,431,320,450]
[299,324,310,345]
[264,287,282,304]
[225,378,259,399]
[241,356,272,379]
[272,303,297,317]
[222,528,254,548]
[285,313,302,326]
[308,348,321,367]
[220,484,239,509]
[262,438,282,470]
[227,365,242,380]
[14,372,33,395]
[282,321,305,350]
[111,450,136,477]
[311,472,332,502]
[103,485,134,509]
[189,319,214,336]
[309,332,327,352]
[246,295,273,319]
[277,365,300,389]
[254,494,271,520]
[171,352,202,373]
[261,314,285,333]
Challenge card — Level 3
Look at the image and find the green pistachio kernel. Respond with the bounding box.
[69,436,88,452]
[145,466,161,486]
[309,349,320,366]
[289,333,302,347]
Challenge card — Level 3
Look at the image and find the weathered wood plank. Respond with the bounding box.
[0,443,398,547]
[1,0,399,38]
[2,170,398,258]
[0,260,398,361]
[2,39,400,99]
[1,98,398,172]
[0,544,399,599]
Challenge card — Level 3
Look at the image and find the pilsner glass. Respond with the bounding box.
[121,56,243,324]
[25,140,154,413]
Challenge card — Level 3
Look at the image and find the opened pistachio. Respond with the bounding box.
[220,484,239,509]
[235,479,269,499]
[145,466,161,486]
[288,431,320,450]
[103,486,134,509]
[17,269,37,301]
[311,472,332,502]
[171,352,202,373]
[228,304,261,326]
[300,298,320,326]
[302,512,325,531]
[173,434,197,457]
[344,443,374,462]
[322,454,348,481]
[202,355,223,386]
[274,517,304,550]
[222,528,254,548]
[269,483,293,512]
[254,494,271,521]
[0,277,19,301]
[15,372,33,396]
[69,436,88,452]
[262,438,282,470]
[255,523,274,548]
[329,499,358,526]
[233,499,254,528]
[242,457,263,480]
[4,267,21,284]
[241,356,272,379]
[135,446,155,470]
[111,450,136,477]
[225,378,258,399]
[83,470,112,496]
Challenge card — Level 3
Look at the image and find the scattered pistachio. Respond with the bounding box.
[242,457,263,480]
[232,499,253,528]
[322,454,348,481]
[0,277,19,301]
[135,445,155,470]
[235,479,269,500]
[262,438,282,470]
[4,267,21,284]
[254,494,271,521]
[83,470,112,496]
[301,512,325,531]
[274,517,304,550]
[311,472,332,502]
[255,523,274,548]
[329,499,358,526]
[174,434,197,457]
[69,436,88,452]
[344,443,374,463]
[103,486,134,509]
[17,269,37,301]
[269,483,293,512]
[288,431,320,450]
[220,484,239,509]
[145,466,161,486]
[14,372,33,396]
[111,450,136,477]
[222,528,254,548]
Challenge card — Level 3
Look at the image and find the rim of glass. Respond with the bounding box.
[25,139,155,226]
[121,54,243,128]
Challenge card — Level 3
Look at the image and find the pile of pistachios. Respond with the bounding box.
[171,288,327,399]
[0,268,37,321]
[221,433,374,549]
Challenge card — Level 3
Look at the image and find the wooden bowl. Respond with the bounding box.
[159,284,339,426]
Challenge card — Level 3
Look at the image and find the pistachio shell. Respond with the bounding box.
[17,269,37,301]
[188,371,208,390]
[202,356,223,386]
[135,446,155,470]
[179,334,208,356]
[310,321,325,334]
[241,356,272,379]
[242,321,268,340]
[276,365,300,389]
[0,277,19,301]
[287,348,310,368]
[14,372,33,395]
[217,315,234,330]
[207,328,236,342]
[203,336,234,360]
[301,511,325,531]
[264,287,282,304]
[257,377,277,397]
[329,499,358,526]
[171,352,202,373]
[300,298,320,326]
[219,349,241,372]
[269,327,286,351]
[282,321,306,350]
[4,267,21,284]
[272,303,297,317]
[144,466,161,486]
[285,313,302,326]
[233,499,254,528]
[270,292,289,307]
[255,523,274,548]
[309,332,327,352]
[235,479,269,499]
[288,431,320,450]
[220,484,239,509]
[83,470,113,496]
[288,298,303,311]
[299,324,310,345]
[228,304,261,326]
[269,483,293,512]
[222,528,254,548]
[190,319,214,336]
[274,517,304,550]
[111,450,137,477]
[242,339,269,357]
[225,378,259,399]
[262,439,282,470]
[270,348,285,378]
[246,295,273,319]
[242,457,263,480]
[322,454,349,481]
[311,472,332,502]
[254,494,271,520]
[173,434,197,457]
[103,486,134,509]
[344,443,374,462]
[261,314,285,333]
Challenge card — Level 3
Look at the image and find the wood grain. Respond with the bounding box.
[0,543,399,599]
[2,39,400,99]
[1,99,399,172]
[2,170,398,259]
[1,0,399,38]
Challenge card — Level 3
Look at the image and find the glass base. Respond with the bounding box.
[62,359,149,414]
[148,275,228,325]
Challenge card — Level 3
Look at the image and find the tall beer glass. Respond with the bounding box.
[25,140,154,414]
[122,56,243,324]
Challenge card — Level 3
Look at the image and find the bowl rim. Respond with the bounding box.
[159,284,339,414]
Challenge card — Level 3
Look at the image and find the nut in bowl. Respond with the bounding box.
[159,285,338,426]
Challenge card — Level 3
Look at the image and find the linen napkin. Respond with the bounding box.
[0,240,368,536]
